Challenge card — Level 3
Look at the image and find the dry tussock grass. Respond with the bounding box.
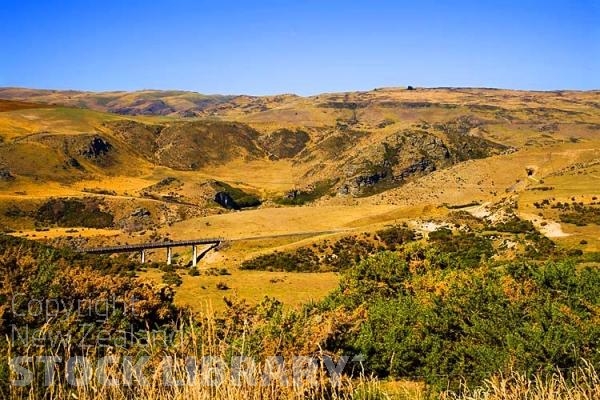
[444,361,600,400]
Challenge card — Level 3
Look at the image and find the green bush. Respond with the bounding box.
[36,198,114,228]
[275,180,336,205]
[162,271,183,286]
[323,251,600,390]
[493,217,535,233]
[376,225,415,249]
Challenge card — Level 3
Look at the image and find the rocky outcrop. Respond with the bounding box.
[131,208,151,218]
[110,99,175,116]
[336,130,452,195]
[332,125,505,196]
[66,157,84,170]
[356,171,388,188]
[82,137,112,159]
[260,129,310,159]
[397,158,436,180]
[214,192,240,210]
[0,167,15,181]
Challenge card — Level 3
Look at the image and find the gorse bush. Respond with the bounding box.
[319,252,600,391]
[2,229,600,398]
[492,217,536,233]
[36,198,114,228]
[241,227,416,272]
[0,235,370,399]
[427,229,493,268]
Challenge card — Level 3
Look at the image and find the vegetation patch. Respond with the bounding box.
[323,251,600,390]
[242,226,416,272]
[35,198,114,228]
[492,217,536,233]
[212,181,261,209]
[275,179,336,205]
[260,128,309,159]
[559,204,600,226]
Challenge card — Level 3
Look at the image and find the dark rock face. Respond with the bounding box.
[0,167,15,181]
[214,192,240,210]
[82,137,112,159]
[285,190,299,199]
[67,157,84,170]
[131,208,151,218]
[356,171,387,187]
[398,158,436,180]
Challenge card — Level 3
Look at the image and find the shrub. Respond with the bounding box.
[323,250,600,390]
[36,198,114,228]
[162,271,183,286]
[494,217,535,233]
[376,225,415,249]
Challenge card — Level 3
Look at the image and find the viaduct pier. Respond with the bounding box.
[80,238,223,266]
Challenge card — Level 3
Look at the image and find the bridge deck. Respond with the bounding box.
[80,238,223,254]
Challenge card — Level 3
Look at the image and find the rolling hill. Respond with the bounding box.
[0,87,599,307]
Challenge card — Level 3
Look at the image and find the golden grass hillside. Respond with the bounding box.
[0,88,599,309]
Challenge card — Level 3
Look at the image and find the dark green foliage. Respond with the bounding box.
[240,230,411,273]
[162,271,183,286]
[276,180,336,205]
[4,205,30,218]
[188,266,200,276]
[428,227,453,241]
[376,225,415,249]
[36,198,114,228]
[524,231,556,259]
[205,267,231,276]
[0,234,138,276]
[427,229,494,268]
[559,204,600,226]
[241,248,322,272]
[324,252,600,390]
[212,181,261,208]
[493,217,536,233]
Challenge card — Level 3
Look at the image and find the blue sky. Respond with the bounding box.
[1,0,598,95]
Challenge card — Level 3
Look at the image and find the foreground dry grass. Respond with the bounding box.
[5,313,374,400]
[444,362,600,400]
[7,315,600,400]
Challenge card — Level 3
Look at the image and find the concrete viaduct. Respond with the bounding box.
[80,238,223,267]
